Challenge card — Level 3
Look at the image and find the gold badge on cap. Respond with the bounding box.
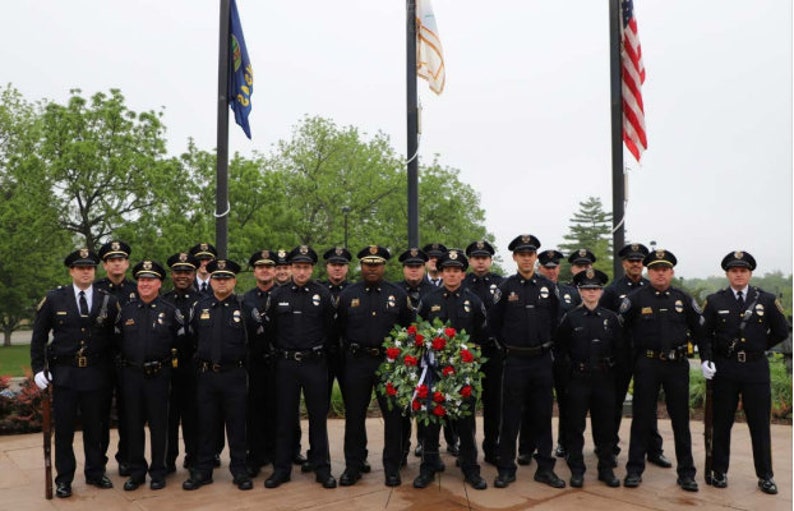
[476,241,485,249]
[521,235,531,243]
[656,250,665,259]
[735,251,744,259]
[369,245,378,255]
[449,251,458,260]
[261,250,270,259]
[143,261,152,270]
[200,243,209,251]
[278,249,287,258]
[579,249,587,257]
[631,243,639,251]
[217,260,226,270]
[111,241,120,251]
[179,253,188,262]
[585,268,595,278]
[79,248,89,258]
[335,248,344,255]
[546,250,554,258]
[300,246,309,254]
[410,248,418,257]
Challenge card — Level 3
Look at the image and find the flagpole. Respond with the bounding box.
[215,0,231,258]
[609,0,625,279]
[406,0,420,249]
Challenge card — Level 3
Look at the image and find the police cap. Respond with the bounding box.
[465,240,495,258]
[573,268,609,289]
[189,242,218,261]
[398,248,428,266]
[132,259,166,280]
[98,240,131,261]
[249,249,276,268]
[438,249,468,271]
[323,247,353,264]
[206,259,241,279]
[167,252,199,271]
[64,248,100,268]
[422,243,447,258]
[538,249,564,268]
[618,243,649,261]
[643,249,677,268]
[288,245,318,264]
[721,250,756,271]
[274,249,290,266]
[507,234,541,253]
[568,248,597,266]
[357,245,390,264]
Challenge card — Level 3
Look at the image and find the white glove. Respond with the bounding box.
[34,370,51,390]
[701,361,716,380]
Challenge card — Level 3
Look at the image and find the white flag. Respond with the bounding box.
[416,0,445,95]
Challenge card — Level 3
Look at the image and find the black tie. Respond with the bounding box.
[736,290,745,309]
[201,282,207,293]
[78,290,89,316]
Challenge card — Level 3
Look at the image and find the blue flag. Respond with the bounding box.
[228,0,253,139]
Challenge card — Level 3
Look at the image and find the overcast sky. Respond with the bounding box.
[2,1,791,278]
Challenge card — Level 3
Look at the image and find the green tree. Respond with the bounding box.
[559,196,614,281]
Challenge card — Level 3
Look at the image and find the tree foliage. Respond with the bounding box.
[558,196,614,281]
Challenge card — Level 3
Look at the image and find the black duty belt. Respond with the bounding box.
[277,346,325,362]
[644,346,687,361]
[51,354,104,368]
[345,342,383,357]
[197,359,245,373]
[122,357,171,376]
[504,342,553,358]
[572,357,615,373]
[720,350,765,363]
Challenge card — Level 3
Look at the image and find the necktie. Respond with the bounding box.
[78,290,89,316]
[736,290,745,309]
[201,282,207,292]
[432,279,439,287]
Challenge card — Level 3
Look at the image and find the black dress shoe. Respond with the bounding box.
[711,472,727,488]
[340,469,362,487]
[301,460,315,473]
[570,474,584,488]
[182,473,213,490]
[316,473,337,489]
[534,471,565,488]
[758,477,778,495]
[446,443,460,456]
[213,454,221,467]
[264,472,290,489]
[86,475,114,489]
[647,453,672,468]
[385,474,401,487]
[123,477,143,491]
[494,472,516,488]
[150,479,166,490]
[233,475,253,490]
[361,459,372,473]
[623,473,642,487]
[413,471,435,489]
[118,462,131,477]
[516,453,532,466]
[598,470,620,487]
[292,453,307,465]
[464,473,487,490]
[677,476,699,492]
[554,444,567,458]
[55,482,72,498]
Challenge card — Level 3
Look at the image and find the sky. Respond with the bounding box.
[2,0,791,278]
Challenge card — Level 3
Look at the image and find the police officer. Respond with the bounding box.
[95,240,136,477]
[31,248,120,498]
[182,259,259,491]
[264,246,337,489]
[163,252,200,473]
[620,249,705,491]
[422,243,447,287]
[463,240,504,466]
[555,269,622,488]
[702,251,790,494]
[189,243,217,295]
[415,249,488,490]
[274,249,293,287]
[117,260,183,491]
[489,234,565,489]
[337,246,414,487]
[600,243,670,469]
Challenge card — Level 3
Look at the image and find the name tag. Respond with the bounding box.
[350,298,360,308]
[56,311,68,316]
[431,305,441,312]
[717,310,730,315]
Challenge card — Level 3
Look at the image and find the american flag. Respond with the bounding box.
[621,0,646,162]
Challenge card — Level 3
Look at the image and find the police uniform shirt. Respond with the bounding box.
[555,306,624,366]
[190,293,262,364]
[162,287,198,319]
[266,281,336,351]
[702,286,789,372]
[117,295,183,365]
[94,276,138,305]
[243,286,275,360]
[463,272,504,310]
[321,280,350,300]
[599,275,649,313]
[417,286,486,344]
[558,282,582,315]
[619,285,705,354]
[195,277,212,294]
[337,282,414,347]
[395,279,436,310]
[488,273,560,348]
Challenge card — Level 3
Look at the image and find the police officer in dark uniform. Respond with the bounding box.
[702,251,790,494]
[95,240,137,477]
[320,247,352,426]
[242,249,278,477]
[182,259,260,491]
[189,243,217,295]
[422,243,447,287]
[620,249,705,492]
[117,260,183,491]
[555,268,622,488]
[463,240,503,466]
[264,246,337,489]
[600,243,670,469]
[415,248,488,490]
[337,246,414,487]
[162,252,200,473]
[31,248,120,498]
[489,234,565,489]
[274,248,293,287]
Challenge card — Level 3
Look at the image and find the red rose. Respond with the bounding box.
[407,325,417,335]
[416,384,429,399]
[414,333,425,347]
[412,399,421,411]
[460,349,474,363]
[386,382,397,396]
[444,327,456,338]
[460,385,472,398]
[442,365,455,377]
[432,404,446,417]
[404,355,418,366]
[433,391,445,403]
[385,347,401,360]
[432,336,446,351]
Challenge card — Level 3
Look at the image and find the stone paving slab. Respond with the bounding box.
[0,417,790,510]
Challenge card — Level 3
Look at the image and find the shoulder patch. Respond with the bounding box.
[36,296,47,311]
[690,297,703,315]
[492,288,502,304]
[618,297,631,314]
[775,299,785,314]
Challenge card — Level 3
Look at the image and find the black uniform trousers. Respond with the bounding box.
[565,369,615,475]
[246,358,272,468]
[273,357,331,477]
[497,352,556,474]
[627,356,694,478]
[122,367,170,482]
[419,398,480,477]
[341,352,403,475]
[712,356,773,479]
[194,367,248,478]
[552,357,571,449]
[53,384,106,484]
[480,343,503,459]
[167,360,198,468]
[100,367,128,467]
[614,363,664,457]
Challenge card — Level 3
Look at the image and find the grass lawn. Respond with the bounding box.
[0,346,31,377]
